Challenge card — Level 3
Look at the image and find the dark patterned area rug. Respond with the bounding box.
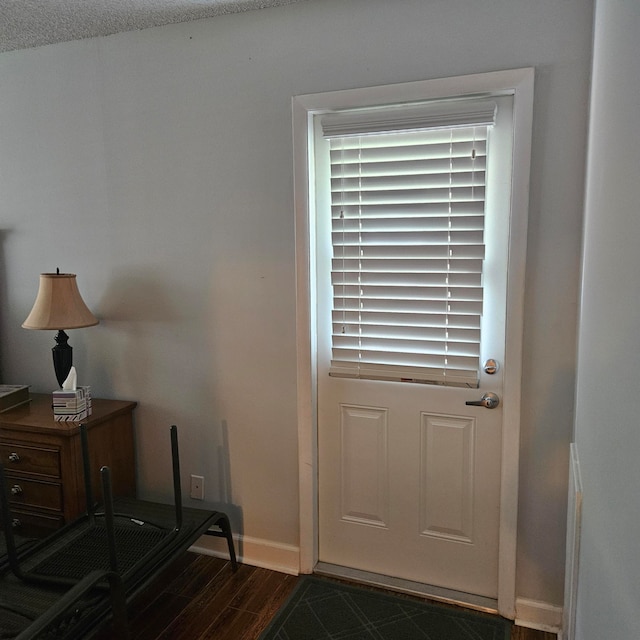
[259,576,511,640]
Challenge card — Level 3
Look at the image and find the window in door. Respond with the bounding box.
[314,98,503,388]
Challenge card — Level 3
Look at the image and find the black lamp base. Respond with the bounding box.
[52,330,73,388]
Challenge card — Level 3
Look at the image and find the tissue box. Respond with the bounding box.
[52,386,92,422]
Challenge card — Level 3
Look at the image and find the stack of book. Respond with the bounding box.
[52,386,92,422]
[0,384,31,413]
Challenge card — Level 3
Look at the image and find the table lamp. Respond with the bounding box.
[22,271,99,388]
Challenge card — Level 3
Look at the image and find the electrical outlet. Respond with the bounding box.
[190,474,205,500]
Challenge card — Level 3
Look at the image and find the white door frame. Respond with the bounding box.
[293,68,534,620]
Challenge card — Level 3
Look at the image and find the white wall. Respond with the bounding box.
[0,0,592,607]
[574,1,640,637]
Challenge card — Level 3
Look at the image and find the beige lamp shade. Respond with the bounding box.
[22,273,99,330]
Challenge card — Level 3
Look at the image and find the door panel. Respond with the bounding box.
[318,375,502,597]
[419,412,475,543]
[340,404,389,527]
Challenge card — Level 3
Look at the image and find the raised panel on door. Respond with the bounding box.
[420,412,475,543]
[340,404,389,527]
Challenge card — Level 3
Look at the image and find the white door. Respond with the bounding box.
[313,90,521,600]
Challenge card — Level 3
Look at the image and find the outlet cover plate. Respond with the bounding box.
[190,474,204,500]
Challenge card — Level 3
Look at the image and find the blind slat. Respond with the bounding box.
[331,272,482,286]
[332,310,481,330]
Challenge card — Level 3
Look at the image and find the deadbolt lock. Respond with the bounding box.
[483,359,499,375]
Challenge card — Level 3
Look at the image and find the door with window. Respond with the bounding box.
[312,86,527,600]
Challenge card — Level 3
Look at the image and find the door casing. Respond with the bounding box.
[292,67,534,619]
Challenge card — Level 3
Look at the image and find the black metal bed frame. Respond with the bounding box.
[0,424,237,639]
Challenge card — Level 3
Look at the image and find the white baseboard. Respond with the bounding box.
[189,532,300,576]
[515,597,563,635]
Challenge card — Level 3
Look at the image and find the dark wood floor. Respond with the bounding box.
[97,552,557,640]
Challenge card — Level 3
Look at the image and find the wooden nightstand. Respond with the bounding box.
[0,393,136,537]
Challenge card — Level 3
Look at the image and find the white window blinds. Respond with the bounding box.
[322,101,495,387]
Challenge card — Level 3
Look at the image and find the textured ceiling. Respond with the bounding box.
[0,0,307,53]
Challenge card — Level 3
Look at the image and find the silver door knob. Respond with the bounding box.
[465,392,500,409]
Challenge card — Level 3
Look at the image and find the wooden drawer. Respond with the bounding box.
[0,394,137,537]
[7,507,64,538]
[0,442,61,478]
[5,474,62,512]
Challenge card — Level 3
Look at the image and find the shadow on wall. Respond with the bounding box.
[94,269,243,557]
[182,416,243,543]
[213,419,243,554]
[518,365,576,600]
[0,230,7,380]
[184,418,243,562]
[90,268,185,395]
[97,269,184,324]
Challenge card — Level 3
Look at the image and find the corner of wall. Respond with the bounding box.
[190,533,300,576]
[515,598,563,635]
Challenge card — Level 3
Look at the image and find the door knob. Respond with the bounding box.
[465,392,500,409]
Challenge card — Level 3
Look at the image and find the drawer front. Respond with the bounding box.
[0,442,61,478]
[5,475,62,512]
[6,508,64,538]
